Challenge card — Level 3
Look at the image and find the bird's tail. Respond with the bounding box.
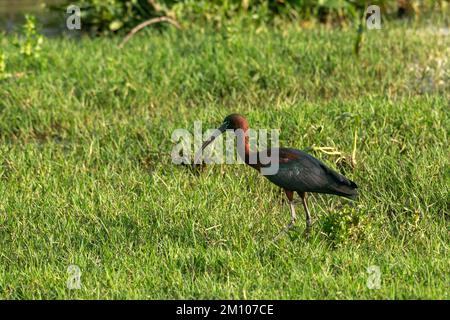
[334,179,358,200]
[318,162,358,200]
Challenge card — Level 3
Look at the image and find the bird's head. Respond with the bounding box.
[221,114,249,131]
[194,114,248,163]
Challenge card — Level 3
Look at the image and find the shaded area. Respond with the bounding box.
[0,0,65,35]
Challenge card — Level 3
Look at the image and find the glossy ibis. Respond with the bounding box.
[196,114,358,238]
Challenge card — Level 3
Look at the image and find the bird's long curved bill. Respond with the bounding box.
[194,123,227,165]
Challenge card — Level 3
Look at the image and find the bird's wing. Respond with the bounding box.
[263,148,357,196]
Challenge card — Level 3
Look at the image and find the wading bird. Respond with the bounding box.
[195,114,358,239]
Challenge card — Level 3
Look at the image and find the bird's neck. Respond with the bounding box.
[236,130,260,170]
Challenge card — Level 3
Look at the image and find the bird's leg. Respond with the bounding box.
[299,192,312,230]
[289,200,297,223]
[273,190,297,241]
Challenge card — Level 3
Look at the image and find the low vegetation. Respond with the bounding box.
[0,13,448,298]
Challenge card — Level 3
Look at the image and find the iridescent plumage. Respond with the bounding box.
[198,114,358,239]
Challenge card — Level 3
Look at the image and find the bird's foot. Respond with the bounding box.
[272,219,296,242]
[303,225,312,239]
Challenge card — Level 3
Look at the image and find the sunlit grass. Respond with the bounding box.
[0,21,448,299]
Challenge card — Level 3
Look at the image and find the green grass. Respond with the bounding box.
[0,19,449,299]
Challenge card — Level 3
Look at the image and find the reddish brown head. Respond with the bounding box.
[194,114,249,164]
[222,114,249,132]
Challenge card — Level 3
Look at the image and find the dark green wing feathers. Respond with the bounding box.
[263,148,358,199]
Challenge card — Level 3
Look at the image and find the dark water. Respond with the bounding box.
[0,0,66,35]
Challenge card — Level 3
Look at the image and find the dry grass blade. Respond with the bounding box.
[119,16,181,49]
